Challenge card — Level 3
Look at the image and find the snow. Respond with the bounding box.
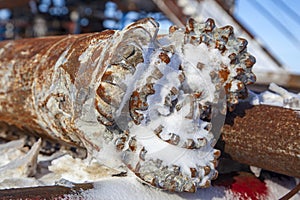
[63,175,300,200]
[0,17,299,199]
[48,154,117,183]
[0,138,299,199]
[176,0,291,87]
[0,138,41,183]
[67,176,233,200]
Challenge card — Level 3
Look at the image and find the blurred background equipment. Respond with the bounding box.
[0,0,299,91]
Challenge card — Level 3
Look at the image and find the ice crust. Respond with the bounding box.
[249,83,300,110]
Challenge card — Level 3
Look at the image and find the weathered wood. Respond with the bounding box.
[221,103,300,178]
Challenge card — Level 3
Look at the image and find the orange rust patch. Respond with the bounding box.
[188,18,195,32]
[214,150,221,158]
[61,32,115,83]
[201,180,211,188]
[101,71,113,82]
[129,138,137,152]
[224,82,232,94]
[96,84,112,104]
[236,68,245,76]
[219,68,230,82]
[94,98,113,120]
[193,91,203,99]
[169,25,178,34]
[245,56,256,68]
[184,139,196,149]
[190,168,197,178]
[191,36,197,42]
[237,82,244,91]
[186,184,196,193]
[159,52,170,64]
[185,26,190,34]
[96,84,104,97]
[116,136,127,151]
[204,166,211,176]
[125,17,155,30]
[130,91,142,108]
[99,30,115,39]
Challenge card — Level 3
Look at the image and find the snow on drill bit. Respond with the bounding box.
[0,17,256,192]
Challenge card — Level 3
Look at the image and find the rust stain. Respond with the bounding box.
[222,103,300,178]
[96,84,112,104]
[61,31,115,83]
[244,55,256,68]
[101,71,113,83]
[219,67,230,83]
[224,82,232,94]
[159,52,170,64]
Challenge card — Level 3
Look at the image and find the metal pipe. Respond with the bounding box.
[221,103,300,178]
[0,17,267,192]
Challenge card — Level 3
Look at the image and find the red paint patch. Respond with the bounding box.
[214,172,268,200]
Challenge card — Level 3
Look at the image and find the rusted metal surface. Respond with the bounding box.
[279,183,300,200]
[0,31,115,147]
[0,17,259,192]
[0,182,93,199]
[0,18,298,194]
[221,102,300,178]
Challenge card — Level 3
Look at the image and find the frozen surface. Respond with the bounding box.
[64,175,299,200]
[249,83,300,110]
[0,17,298,198]
[69,176,232,200]
[0,138,41,184]
[0,138,299,199]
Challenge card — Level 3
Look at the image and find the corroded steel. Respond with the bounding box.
[0,18,256,192]
[221,103,300,178]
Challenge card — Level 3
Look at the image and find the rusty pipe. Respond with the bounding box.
[0,31,116,146]
[221,102,300,178]
[0,17,258,192]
